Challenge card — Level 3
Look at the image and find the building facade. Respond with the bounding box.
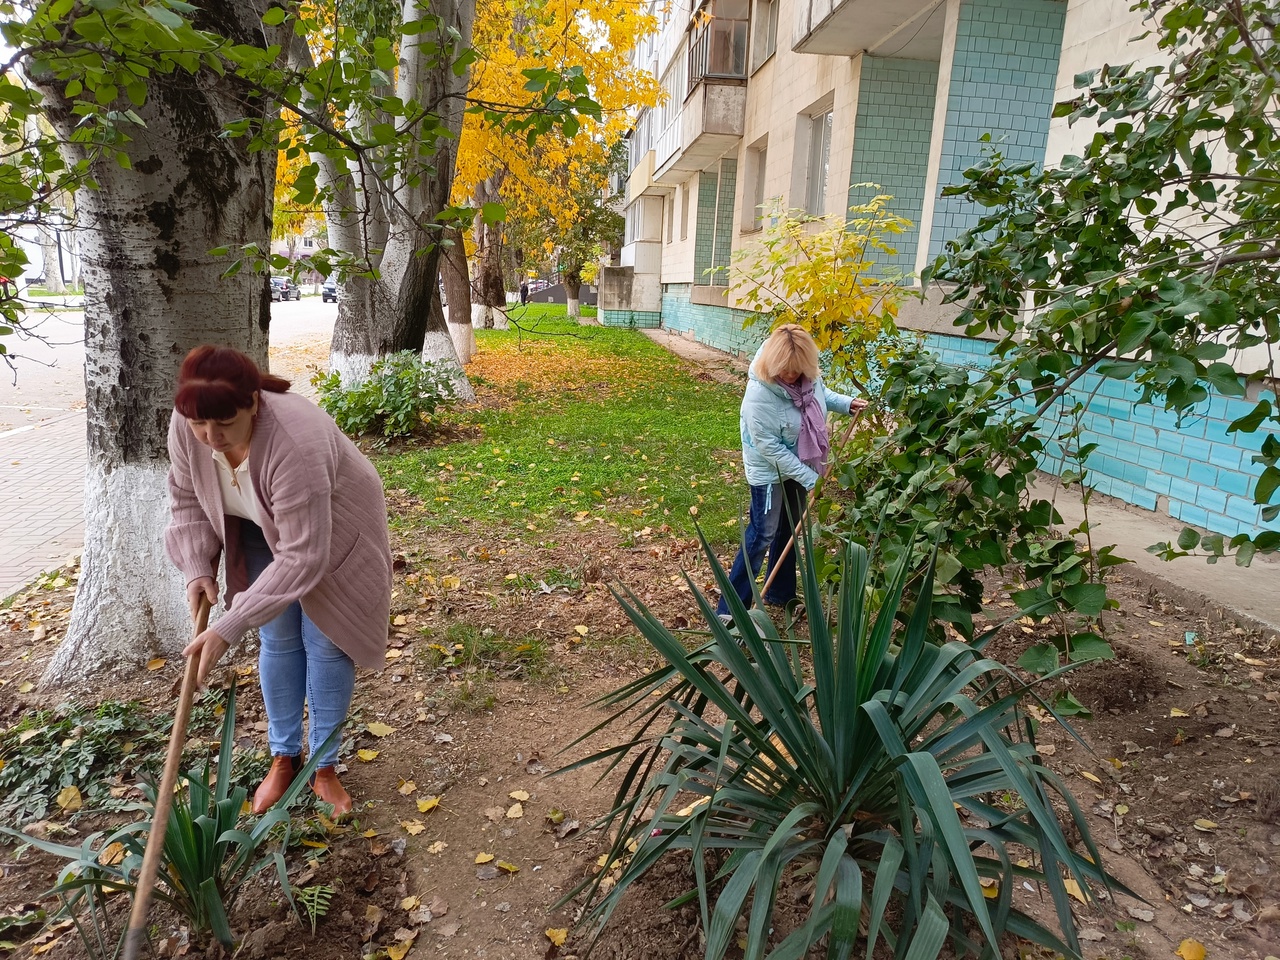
[599,0,1274,541]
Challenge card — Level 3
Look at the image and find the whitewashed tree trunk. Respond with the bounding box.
[471,302,509,330]
[37,0,277,684]
[38,225,64,293]
[566,297,580,319]
[441,226,475,362]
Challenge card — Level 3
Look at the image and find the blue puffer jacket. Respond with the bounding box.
[739,346,856,490]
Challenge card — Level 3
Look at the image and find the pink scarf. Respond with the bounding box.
[779,376,829,472]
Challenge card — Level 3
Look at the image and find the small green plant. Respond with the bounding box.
[562,528,1126,959]
[0,907,45,950]
[292,883,334,934]
[313,351,456,438]
[0,680,336,954]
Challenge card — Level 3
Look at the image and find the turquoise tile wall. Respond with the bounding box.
[713,158,738,286]
[923,333,1275,539]
[927,0,1066,260]
[849,57,939,277]
[694,172,718,283]
[660,284,767,356]
[601,308,663,328]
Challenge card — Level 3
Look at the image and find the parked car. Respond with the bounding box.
[269,276,301,301]
[322,278,338,303]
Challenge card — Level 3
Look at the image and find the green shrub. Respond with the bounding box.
[563,529,1126,959]
[314,350,456,438]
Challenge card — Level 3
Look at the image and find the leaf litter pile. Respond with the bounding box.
[2,326,1280,960]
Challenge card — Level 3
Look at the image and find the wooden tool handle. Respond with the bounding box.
[122,599,210,960]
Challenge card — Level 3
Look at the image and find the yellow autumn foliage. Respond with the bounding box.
[454,0,661,227]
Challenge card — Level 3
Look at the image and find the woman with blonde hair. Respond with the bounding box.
[716,324,864,621]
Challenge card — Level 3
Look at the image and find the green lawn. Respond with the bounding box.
[379,310,747,545]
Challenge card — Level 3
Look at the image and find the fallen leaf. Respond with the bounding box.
[1115,804,1130,817]
[1175,939,1206,960]
[508,789,530,802]
[98,841,126,866]
[441,575,461,590]
[417,796,440,814]
[506,802,524,819]
[385,648,403,660]
[427,895,448,917]
[393,615,408,627]
[31,938,61,955]
[401,896,420,911]
[573,625,589,636]
[1063,878,1088,903]
[146,658,167,671]
[1170,707,1189,717]
[398,779,416,795]
[496,859,519,874]
[1079,928,1106,942]
[366,722,396,737]
[401,820,425,836]
[1080,771,1102,784]
[546,928,568,947]
[18,681,34,694]
[56,785,82,813]
[357,749,379,762]
[1038,744,1056,757]
[387,942,413,960]
[1127,906,1155,922]
[546,808,566,824]
[475,865,500,880]
[1193,819,1218,832]
[484,806,505,822]
[427,840,447,854]
[475,852,494,864]
[435,919,460,938]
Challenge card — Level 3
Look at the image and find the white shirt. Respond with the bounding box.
[212,450,263,526]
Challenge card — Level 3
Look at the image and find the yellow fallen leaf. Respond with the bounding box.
[546,929,568,947]
[362,828,379,838]
[1080,771,1102,784]
[387,942,413,960]
[979,877,999,899]
[1193,819,1218,831]
[385,648,403,660]
[1115,804,1129,817]
[427,840,447,854]
[357,749,379,762]
[32,938,61,955]
[401,896,420,910]
[496,859,519,873]
[146,657,167,671]
[506,802,524,819]
[56,785,83,813]
[301,839,328,850]
[1063,878,1088,903]
[367,722,397,737]
[393,614,408,626]
[98,842,126,866]
[573,625,588,636]
[398,779,416,795]
[401,819,425,835]
[1175,939,1206,960]
[441,575,461,590]
[475,852,495,864]
[1170,707,1189,717]
[508,789,530,802]
[18,681,34,694]
[417,796,440,814]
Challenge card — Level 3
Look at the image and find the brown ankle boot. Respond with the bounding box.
[311,766,353,817]
[252,754,301,814]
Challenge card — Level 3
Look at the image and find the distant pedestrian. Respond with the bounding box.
[166,345,393,817]
[716,325,865,622]
[519,280,529,305]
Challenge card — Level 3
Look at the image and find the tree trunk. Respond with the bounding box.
[37,0,278,684]
[441,226,475,362]
[38,224,64,293]
[470,175,509,330]
[563,269,583,321]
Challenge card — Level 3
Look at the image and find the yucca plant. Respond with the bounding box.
[563,527,1128,959]
[1,679,335,955]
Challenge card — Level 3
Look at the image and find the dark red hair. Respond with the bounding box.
[174,345,291,420]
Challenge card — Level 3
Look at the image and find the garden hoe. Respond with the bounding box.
[122,597,210,960]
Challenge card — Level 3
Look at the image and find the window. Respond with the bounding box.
[688,0,749,91]
[750,0,778,71]
[805,110,833,216]
[745,144,767,231]
[303,237,315,249]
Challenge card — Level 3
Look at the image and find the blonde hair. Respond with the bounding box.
[755,324,819,384]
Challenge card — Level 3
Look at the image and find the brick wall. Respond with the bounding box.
[600,308,663,328]
[924,332,1274,539]
[661,284,767,356]
[848,57,939,276]
[694,171,718,283]
[693,159,739,286]
[928,0,1067,260]
[713,158,738,287]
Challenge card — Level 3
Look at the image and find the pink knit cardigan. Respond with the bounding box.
[165,390,392,669]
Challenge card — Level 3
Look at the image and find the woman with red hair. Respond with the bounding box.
[166,345,392,817]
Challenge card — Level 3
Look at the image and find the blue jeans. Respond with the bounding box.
[241,521,355,768]
[716,479,807,616]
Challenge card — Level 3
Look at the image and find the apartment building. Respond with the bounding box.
[599,0,1273,541]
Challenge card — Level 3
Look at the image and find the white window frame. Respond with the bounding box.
[750,0,778,72]
[804,110,833,216]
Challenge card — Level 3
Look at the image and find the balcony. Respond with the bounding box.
[626,149,673,201]
[794,0,946,58]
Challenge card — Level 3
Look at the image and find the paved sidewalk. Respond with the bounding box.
[0,411,86,597]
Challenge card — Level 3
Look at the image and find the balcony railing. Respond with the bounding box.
[687,0,748,92]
